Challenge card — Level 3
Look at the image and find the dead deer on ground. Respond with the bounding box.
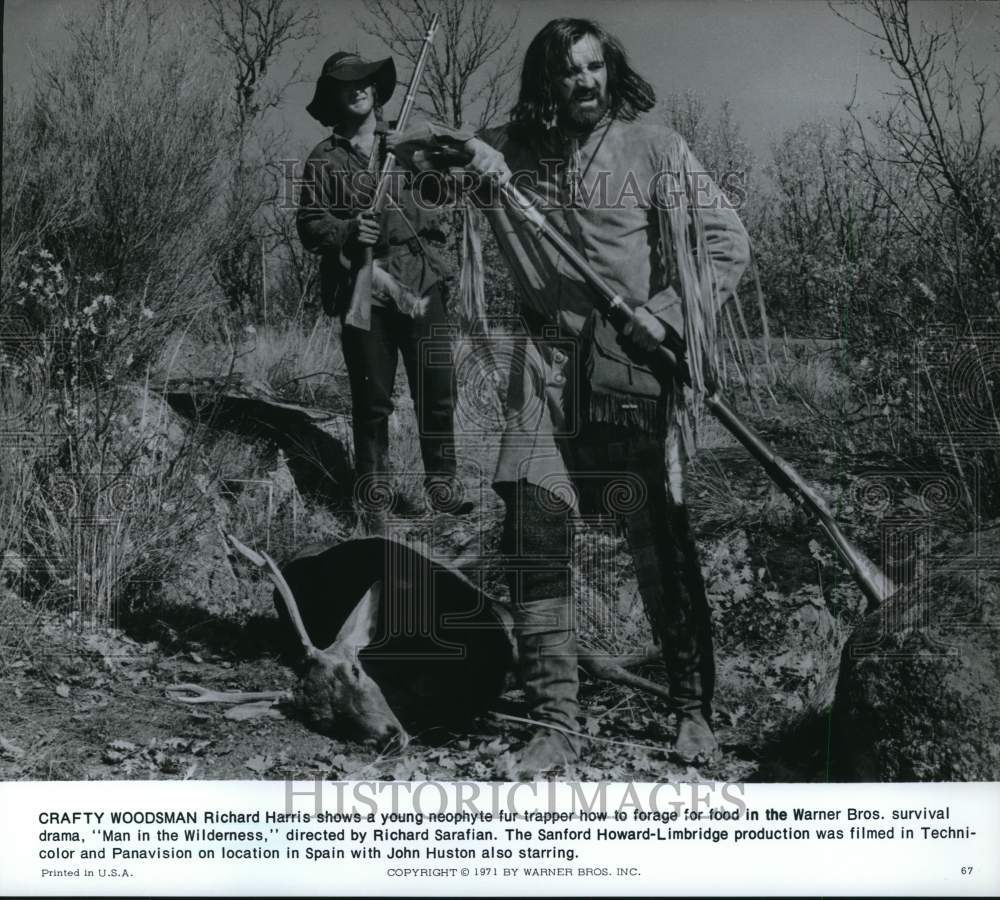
[169,535,408,746]
[169,534,513,747]
[168,534,664,747]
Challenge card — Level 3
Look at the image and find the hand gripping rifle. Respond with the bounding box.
[497,180,895,608]
[343,13,440,330]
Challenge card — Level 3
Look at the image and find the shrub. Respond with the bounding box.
[2,0,233,339]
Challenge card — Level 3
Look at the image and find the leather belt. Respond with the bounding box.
[383,236,424,256]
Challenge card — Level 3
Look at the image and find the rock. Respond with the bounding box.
[69,385,186,471]
[831,522,1000,780]
[157,375,354,503]
[122,386,188,466]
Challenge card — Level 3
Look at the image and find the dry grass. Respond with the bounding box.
[0,441,46,672]
[155,315,349,403]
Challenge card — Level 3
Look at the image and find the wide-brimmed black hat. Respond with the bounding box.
[306,52,397,125]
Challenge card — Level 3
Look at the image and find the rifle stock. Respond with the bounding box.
[701,391,895,606]
[345,249,374,330]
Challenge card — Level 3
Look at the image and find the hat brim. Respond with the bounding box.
[306,57,397,125]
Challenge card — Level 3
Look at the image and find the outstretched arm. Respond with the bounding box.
[389,123,512,202]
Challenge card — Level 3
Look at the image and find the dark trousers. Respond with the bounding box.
[340,283,458,488]
[501,423,715,718]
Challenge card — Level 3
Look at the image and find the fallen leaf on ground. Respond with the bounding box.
[157,756,183,774]
[244,755,273,775]
[390,759,424,781]
[0,737,25,759]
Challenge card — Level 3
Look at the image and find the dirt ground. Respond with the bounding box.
[1,431,881,785]
[0,622,759,783]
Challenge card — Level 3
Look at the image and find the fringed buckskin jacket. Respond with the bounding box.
[392,114,750,502]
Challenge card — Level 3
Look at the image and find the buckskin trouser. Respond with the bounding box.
[501,422,715,728]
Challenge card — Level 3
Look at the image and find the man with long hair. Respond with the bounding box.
[393,19,750,778]
[297,52,473,530]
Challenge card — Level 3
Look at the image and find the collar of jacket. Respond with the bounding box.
[328,120,389,150]
[537,111,616,157]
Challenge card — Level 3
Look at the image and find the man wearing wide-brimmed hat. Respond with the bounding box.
[297,51,472,526]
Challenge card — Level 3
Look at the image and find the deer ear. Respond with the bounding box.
[331,581,382,652]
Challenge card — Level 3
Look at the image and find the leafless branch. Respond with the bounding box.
[206,0,319,132]
[356,0,520,129]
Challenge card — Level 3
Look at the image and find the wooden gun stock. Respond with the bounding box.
[344,248,375,330]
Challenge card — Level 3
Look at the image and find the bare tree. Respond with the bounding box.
[757,119,921,333]
[832,0,1000,285]
[356,0,520,129]
[205,0,319,315]
[827,0,1000,512]
[663,90,756,209]
[207,0,319,135]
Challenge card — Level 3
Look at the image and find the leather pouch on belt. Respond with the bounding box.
[582,307,674,437]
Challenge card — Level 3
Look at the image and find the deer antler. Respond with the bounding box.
[221,530,409,748]
[221,529,317,657]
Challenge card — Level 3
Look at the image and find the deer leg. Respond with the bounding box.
[579,644,661,669]
[576,658,673,704]
[166,683,291,704]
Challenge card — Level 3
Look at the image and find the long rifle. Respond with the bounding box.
[343,13,440,330]
[498,180,895,608]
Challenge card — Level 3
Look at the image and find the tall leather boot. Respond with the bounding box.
[660,501,718,760]
[629,489,718,762]
[352,415,392,536]
[499,483,581,779]
[505,593,581,779]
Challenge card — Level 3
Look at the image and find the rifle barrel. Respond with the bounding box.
[344,13,440,330]
[372,14,439,212]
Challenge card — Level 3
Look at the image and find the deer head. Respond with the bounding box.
[224,532,409,748]
[293,581,408,747]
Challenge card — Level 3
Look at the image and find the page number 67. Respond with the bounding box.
[961,867,974,875]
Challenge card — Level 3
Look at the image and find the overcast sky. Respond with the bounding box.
[3,0,996,161]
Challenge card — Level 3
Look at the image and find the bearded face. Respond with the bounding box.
[554,34,610,129]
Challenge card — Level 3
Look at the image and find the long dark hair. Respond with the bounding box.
[510,18,655,137]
